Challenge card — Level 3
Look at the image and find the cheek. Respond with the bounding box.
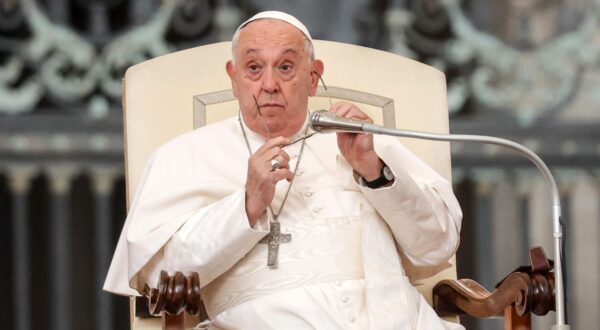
[284,82,302,103]
[236,79,261,97]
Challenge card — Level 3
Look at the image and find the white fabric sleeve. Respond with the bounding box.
[163,189,270,287]
[343,138,462,267]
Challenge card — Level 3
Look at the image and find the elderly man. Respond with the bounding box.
[105,11,463,330]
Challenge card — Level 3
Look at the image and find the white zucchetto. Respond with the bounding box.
[234,11,313,42]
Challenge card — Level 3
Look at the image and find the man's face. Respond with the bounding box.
[226,19,323,138]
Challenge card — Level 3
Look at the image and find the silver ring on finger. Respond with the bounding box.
[270,158,280,171]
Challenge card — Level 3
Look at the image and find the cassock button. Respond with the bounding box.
[334,280,342,286]
[312,207,322,213]
[304,191,313,197]
[347,316,356,323]
[341,297,350,303]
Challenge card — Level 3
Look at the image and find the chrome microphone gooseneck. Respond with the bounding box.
[310,110,569,330]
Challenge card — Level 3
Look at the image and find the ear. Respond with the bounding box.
[226,60,238,97]
[309,60,324,96]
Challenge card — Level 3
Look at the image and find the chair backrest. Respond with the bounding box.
[123,40,457,327]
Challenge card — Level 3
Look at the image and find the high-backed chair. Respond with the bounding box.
[121,41,555,329]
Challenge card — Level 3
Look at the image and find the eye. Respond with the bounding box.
[248,64,260,72]
[279,63,293,72]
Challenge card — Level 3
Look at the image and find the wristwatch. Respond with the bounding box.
[360,165,394,189]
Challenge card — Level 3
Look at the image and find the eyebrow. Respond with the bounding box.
[244,48,259,57]
[243,47,301,57]
[281,48,299,56]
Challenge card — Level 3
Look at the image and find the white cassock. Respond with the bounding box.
[104,115,464,330]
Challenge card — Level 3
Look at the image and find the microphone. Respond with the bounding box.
[310,109,569,329]
[309,110,366,133]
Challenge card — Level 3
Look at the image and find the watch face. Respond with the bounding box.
[383,166,394,180]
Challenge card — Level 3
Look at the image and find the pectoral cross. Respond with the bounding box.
[259,221,291,268]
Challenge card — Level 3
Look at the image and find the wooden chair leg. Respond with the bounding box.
[162,313,185,330]
[504,305,531,330]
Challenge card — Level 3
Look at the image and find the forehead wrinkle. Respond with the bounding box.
[240,46,303,62]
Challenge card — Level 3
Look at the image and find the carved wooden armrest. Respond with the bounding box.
[433,246,555,321]
[143,270,202,316]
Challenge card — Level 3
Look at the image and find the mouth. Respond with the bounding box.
[257,103,285,116]
[259,103,284,108]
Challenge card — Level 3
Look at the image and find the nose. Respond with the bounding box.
[261,68,279,94]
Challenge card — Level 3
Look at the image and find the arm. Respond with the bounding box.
[355,137,462,267]
[161,135,293,287]
[330,101,461,267]
[110,130,282,294]
[163,190,270,287]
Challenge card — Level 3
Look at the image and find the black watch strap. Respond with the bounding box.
[362,165,394,189]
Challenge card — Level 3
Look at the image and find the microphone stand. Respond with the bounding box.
[363,123,569,330]
[311,109,569,329]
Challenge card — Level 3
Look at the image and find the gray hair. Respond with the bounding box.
[231,19,315,64]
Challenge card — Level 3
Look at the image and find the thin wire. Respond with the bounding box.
[253,95,273,138]
[312,70,333,107]
[237,110,309,221]
[286,132,316,146]
[250,71,331,147]
[277,70,335,147]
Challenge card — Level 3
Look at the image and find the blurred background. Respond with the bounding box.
[0,0,598,329]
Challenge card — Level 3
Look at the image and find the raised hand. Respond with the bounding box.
[245,136,293,226]
[330,101,383,181]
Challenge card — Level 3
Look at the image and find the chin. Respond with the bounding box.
[263,112,306,135]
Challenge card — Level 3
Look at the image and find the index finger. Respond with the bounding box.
[255,136,291,154]
[330,102,372,123]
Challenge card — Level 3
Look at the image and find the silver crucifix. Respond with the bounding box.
[259,221,291,268]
